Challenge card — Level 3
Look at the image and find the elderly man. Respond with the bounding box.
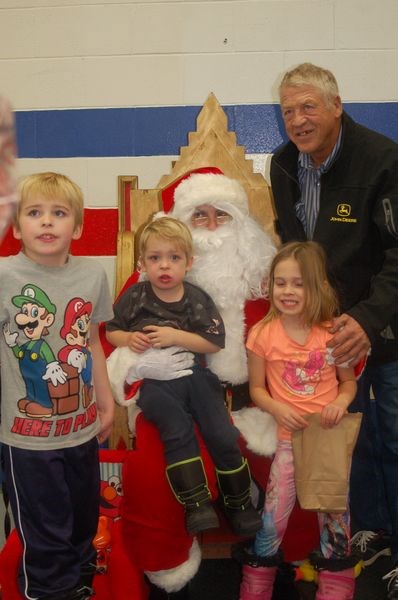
[270,62,398,599]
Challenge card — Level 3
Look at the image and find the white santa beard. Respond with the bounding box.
[188,224,249,310]
[187,225,248,384]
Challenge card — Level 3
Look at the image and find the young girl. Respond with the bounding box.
[238,241,358,600]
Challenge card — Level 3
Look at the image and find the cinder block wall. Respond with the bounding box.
[1,0,397,289]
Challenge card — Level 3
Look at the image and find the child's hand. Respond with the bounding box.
[128,331,152,353]
[272,403,308,432]
[320,403,345,428]
[143,325,178,349]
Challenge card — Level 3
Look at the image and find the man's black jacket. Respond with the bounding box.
[271,112,398,364]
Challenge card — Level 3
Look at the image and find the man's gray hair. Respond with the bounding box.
[279,62,340,106]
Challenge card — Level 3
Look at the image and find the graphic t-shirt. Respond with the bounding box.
[246,318,339,440]
[106,280,225,358]
[0,252,113,450]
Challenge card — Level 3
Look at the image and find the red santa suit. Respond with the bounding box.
[106,168,319,595]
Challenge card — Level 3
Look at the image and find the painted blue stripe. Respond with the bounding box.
[15,103,398,158]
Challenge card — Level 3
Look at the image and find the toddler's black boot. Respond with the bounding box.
[216,458,262,537]
[166,456,219,534]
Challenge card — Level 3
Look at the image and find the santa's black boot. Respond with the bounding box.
[166,457,219,534]
[148,582,190,599]
[216,458,262,537]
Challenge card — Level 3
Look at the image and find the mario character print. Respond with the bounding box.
[3,284,67,418]
[58,297,94,409]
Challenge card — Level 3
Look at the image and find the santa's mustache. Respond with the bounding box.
[191,223,236,251]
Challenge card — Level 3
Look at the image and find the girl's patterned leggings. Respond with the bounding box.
[254,441,351,559]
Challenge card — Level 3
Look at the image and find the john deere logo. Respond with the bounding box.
[337,204,351,217]
[330,203,357,224]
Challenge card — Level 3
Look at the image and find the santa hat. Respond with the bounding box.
[160,167,249,224]
[161,166,222,213]
[172,172,249,224]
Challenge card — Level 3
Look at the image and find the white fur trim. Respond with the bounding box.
[106,346,140,407]
[145,538,202,593]
[232,406,277,457]
[172,173,248,224]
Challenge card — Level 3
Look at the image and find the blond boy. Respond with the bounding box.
[0,172,114,600]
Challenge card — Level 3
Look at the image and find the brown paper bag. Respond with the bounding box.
[291,412,362,513]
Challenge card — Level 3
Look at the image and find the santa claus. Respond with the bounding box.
[106,168,316,599]
[108,168,277,449]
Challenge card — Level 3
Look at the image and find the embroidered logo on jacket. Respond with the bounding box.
[330,203,357,224]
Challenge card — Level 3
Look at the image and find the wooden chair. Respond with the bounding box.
[109,92,278,451]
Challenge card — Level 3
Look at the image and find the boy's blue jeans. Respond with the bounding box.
[349,361,398,560]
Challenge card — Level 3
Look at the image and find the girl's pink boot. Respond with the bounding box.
[239,564,277,600]
[316,568,355,600]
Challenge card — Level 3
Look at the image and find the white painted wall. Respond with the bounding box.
[1,0,397,291]
[1,1,397,108]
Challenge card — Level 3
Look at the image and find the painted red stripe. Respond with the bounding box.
[0,208,118,256]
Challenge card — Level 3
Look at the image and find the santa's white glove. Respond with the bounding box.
[126,346,194,383]
[67,348,86,373]
[42,361,68,386]
[3,323,18,347]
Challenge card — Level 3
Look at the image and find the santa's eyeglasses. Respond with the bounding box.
[191,209,232,227]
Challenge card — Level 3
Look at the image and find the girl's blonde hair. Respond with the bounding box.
[260,241,339,329]
[16,172,84,228]
[139,216,193,259]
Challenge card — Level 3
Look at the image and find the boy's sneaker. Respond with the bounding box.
[382,564,398,599]
[350,530,391,566]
